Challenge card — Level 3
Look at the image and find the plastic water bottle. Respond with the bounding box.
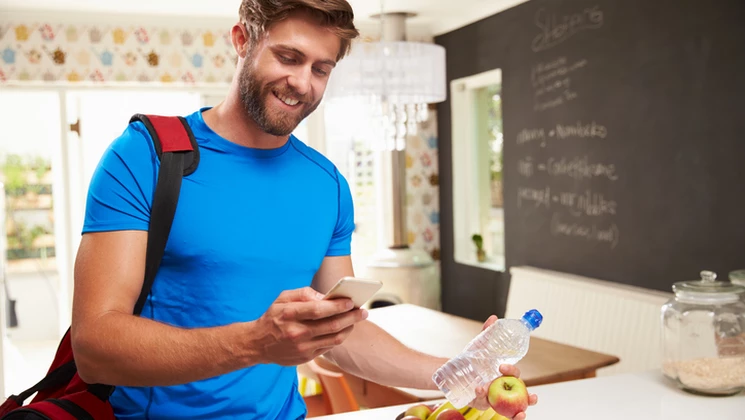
[431,309,543,408]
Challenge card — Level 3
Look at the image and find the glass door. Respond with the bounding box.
[0,89,63,396]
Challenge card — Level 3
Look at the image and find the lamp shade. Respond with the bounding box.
[326,40,447,105]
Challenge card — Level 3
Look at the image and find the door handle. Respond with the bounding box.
[69,118,80,136]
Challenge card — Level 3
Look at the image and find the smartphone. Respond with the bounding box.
[323,276,383,308]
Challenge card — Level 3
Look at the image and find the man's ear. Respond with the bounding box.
[231,23,250,58]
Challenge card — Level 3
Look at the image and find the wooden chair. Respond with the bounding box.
[301,358,360,417]
[297,362,329,417]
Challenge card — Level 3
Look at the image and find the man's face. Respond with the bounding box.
[239,11,340,136]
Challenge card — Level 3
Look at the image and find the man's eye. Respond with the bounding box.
[278,55,294,64]
[313,67,329,77]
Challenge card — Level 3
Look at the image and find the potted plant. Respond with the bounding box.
[472,234,486,262]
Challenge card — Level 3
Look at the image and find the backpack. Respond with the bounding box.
[0,114,200,420]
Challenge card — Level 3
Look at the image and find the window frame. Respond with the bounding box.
[449,68,505,271]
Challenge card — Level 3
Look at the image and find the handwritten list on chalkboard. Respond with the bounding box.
[511,4,622,250]
[514,120,620,249]
[495,0,745,291]
[438,0,745,292]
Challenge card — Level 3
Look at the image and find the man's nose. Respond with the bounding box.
[287,66,312,97]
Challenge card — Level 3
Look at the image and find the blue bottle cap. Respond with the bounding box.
[522,309,543,330]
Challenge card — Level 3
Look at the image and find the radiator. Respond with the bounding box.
[505,266,673,376]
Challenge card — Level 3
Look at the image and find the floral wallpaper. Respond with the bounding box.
[0,16,441,259]
[406,112,440,261]
[0,21,236,84]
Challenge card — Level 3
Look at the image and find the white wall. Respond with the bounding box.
[5,271,60,341]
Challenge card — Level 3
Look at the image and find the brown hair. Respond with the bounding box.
[239,0,359,62]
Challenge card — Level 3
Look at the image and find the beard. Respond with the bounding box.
[238,61,321,137]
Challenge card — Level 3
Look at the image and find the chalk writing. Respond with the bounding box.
[535,95,573,111]
[550,212,619,249]
[531,6,604,53]
[573,190,617,217]
[517,121,607,146]
[520,156,617,181]
[548,156,617,181]
[517,185,617,217]
[517,186,551,209]
[517,128,546,145]
[551,121,607,139]
[531,55,589,110]
[532,58,587,90]
[518,156,535,177]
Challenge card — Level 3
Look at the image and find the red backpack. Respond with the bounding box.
[0,114,200,419]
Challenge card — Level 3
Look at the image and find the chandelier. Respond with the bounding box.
[325,11,447,151]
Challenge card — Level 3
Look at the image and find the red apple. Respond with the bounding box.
[487,375,529,418]
[403,403,433,420]
[436,409,466,420]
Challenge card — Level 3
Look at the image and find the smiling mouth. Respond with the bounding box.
[273,90,300,107]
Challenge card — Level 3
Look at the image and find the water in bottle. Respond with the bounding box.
[431,309,543,408]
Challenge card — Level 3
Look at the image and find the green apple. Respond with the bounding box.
[404,403,433,420]
[487,376,529,419]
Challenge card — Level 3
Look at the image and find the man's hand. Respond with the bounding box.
[468,315,539,419]
[251,287,368,366]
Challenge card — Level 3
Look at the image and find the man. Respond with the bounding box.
[71,0,538,418]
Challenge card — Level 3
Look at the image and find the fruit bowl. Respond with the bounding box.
[394,402,439,420]
[395,403,509,420]
[393,402,497,420]
[394,376,528,419]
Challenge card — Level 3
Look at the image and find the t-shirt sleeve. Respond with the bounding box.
[326,168,355,256]
[82,122,158,234]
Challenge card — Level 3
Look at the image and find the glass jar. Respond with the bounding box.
[661,270,745,396]
[730,270,745,288]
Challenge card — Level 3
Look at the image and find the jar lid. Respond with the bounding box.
[673,270,745,301]
[730,269,745,284]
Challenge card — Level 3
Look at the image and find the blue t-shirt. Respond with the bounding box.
[82,108,355,419]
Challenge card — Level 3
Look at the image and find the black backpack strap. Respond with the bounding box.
[88,115,200,401]
[129,114,199,316]
[87,115,200,401]
[9,115,200,405]
[8,360,78,404]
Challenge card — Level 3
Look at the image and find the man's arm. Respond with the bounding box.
[311,256,538,414]
[327,318,448,390]
[311,256,446,390]
[71,231,259,386]
[71,231,364,386]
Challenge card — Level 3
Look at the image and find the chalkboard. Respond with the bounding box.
[436,0,745,294]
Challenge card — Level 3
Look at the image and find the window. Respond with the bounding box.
[321,98,382,270]
[0,91,62,345]
[0,87,224,395]
[450,69,505,270]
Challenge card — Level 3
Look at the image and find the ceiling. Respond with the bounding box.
[0,0,529,36]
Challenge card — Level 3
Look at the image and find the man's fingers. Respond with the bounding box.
[281,299,355,321]
[499,364,521,378]
[308,308,368,336]
[474,385,487,397]
[481,315,498,331]
[529,394,538,406]
[276,287,324,303]
[310,325,356,349]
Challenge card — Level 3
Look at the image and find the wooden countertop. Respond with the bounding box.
[312,371,745,420]
[368,304,619,387]
[331,304,620,403]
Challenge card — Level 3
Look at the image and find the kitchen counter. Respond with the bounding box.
[312,370,745,420]
[328,304,618,408]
